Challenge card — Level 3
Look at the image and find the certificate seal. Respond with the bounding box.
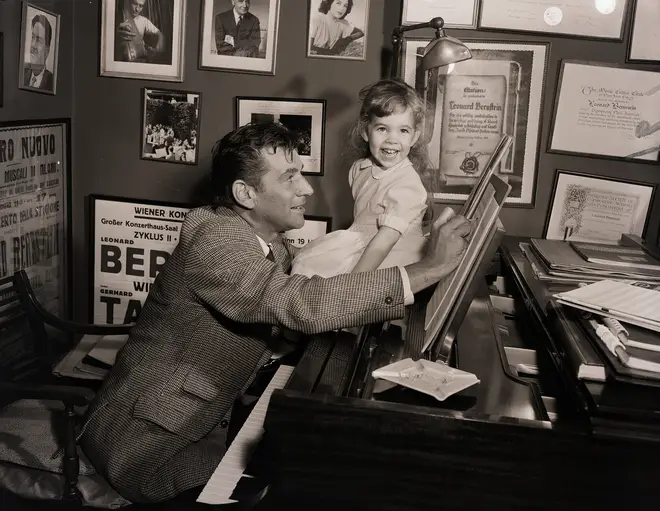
[543,6,563,26]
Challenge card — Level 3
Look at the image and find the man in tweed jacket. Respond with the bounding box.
[80,122,470,503]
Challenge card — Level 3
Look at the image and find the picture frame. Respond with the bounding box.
[549,60,660,163]
[402,0,479,29]
[282,214,332,249]
[402,39,548,207]
[627,0,660,64]
[18,2,60,95]
[88,195,191,324]
[478,0,629,41]
[199,0,280,75]
[235,96,327,176]
[0,118,72,325]
[306,0,369,61]
[1,32,4,107]
[99,0,186,82]
[141,87,201,165]
[543,170,656,245]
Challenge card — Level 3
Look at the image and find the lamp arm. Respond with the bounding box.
[390,17,445,79]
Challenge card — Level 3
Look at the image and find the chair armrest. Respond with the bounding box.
[0,382,95,407]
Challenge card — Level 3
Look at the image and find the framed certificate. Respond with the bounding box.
[478,0,629,40]
[544,170,655,244]
[403,39,548,207]
[628,0,660,64]
[549,60,660,163]
[402,0,479,29]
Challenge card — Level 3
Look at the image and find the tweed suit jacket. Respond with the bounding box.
[214,9,260,56]
[80,206,406,502]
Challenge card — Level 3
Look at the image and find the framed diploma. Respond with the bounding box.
[628,0,660,64]
[549,60,660,163]
[544,170,655,244]
[478,0,629,40]
[402,0,479,29]
[403,39,548,207]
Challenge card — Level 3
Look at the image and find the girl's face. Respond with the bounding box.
[362,107,420,170]
[329,0,349,19]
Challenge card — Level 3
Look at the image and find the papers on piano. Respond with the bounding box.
[197,364,295,505]
[555,280,660,334]
[372,358,479,401]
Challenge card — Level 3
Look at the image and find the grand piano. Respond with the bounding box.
[261,237,660,510]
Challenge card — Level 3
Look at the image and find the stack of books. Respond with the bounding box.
[519,239,660,285]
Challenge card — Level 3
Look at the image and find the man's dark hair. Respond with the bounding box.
[210,122,302,207]
[31,14,53,48]
[318,0,353,19]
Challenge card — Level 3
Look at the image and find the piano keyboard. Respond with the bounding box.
[196,364,294,505]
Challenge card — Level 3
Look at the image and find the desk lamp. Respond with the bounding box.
[390,17,472,79]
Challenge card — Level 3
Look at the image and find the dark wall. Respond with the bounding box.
[0,0,74,122]
[63,1,657,321]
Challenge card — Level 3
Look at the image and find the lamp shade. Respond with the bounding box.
[422,33,472,71]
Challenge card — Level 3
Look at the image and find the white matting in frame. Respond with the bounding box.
[100,0,186,81]
[549,60,660,163]
[19,2,61,95]
[283,215,332,249]
[199,0,279,74]
[402,0,478,28]
[403,39,547,207]
[235,96,327,176]
[478,0,628,40]
[628,0,660,63]
[544,170,655,245]
[307,0,369,61]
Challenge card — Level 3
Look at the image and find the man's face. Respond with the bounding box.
[250,147,314,233]
[30,21,49,67]
[131,0,146,17]
[232,0,250,15]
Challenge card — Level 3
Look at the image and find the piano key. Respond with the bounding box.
[196,364,294,505]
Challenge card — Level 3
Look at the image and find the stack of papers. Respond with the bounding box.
[52,334,128,380]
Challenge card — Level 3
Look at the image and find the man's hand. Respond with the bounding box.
[405,207,471,294]
[117,22,136,41]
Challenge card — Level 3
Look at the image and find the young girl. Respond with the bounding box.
[309,0,365,56]
[292,79,431,279]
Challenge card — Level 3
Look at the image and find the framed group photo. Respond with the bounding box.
[401,0,478,29]
[235,96,327,175]
[199,0,280,75]
[282,215,332,249]
[627,0,660,64]
[478,0,629,40]
[549,60,660,163]
[403,39,548,207]
[544,170,655,245]
[100,0,186,81]
[18,2,60,95]
[307,0,369,61]
[141,88,201,165]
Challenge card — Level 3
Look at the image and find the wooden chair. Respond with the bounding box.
[0,270,132,508]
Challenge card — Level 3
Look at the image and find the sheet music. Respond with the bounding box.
[196,364,294,505]
[555,280,660,332]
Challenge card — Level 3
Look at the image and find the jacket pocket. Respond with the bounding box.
[132,369,223,443]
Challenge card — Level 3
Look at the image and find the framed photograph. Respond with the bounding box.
[478,0,628,40]
[199,0,280,75]
[307,0,369,61]
[235,96,327,176]
[1,33,4,107]
[402,0,478,29]
[141,88,201,165]
[627,0,660,64]
[544,170,655,244]
[549,60,660,163]
[100,0,186,82]
[89,195,191,324]
[283,215,332,249]
[403,39,548,207]
[0,118,72,329]
[18,2,60,95]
